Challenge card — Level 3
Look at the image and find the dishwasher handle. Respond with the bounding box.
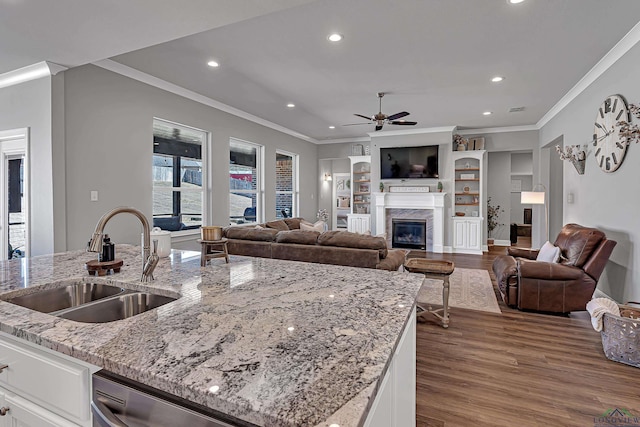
[91,400,129,427]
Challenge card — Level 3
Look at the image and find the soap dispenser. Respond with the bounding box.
[101,234,115,262]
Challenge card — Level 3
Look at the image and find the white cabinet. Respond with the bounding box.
[451,150,485,253]
[348,156,371,233]
[0,333,98,427]
[364,309,416,427]
[347,214,371,234]
[453,218,482,254]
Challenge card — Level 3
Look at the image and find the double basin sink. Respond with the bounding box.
[2,282,176,323]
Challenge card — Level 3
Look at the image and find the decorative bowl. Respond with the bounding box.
[455,212,466,217]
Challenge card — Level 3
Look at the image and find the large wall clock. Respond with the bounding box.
[593,94,630,173]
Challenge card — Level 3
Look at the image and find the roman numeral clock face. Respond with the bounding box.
[593,94,630,173]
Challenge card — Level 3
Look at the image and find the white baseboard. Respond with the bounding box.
[494,239,511,247]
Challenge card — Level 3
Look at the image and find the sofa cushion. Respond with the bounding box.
[554,223,605,268]
[317,230,388,258]
[265,220,289,231]
[283,218,303,230]
[376,249,407,271]
[225,227,278,242]
[275,230,320,245]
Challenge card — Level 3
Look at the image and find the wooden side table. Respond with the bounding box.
[404,258,455,328]
[198,238,229,266]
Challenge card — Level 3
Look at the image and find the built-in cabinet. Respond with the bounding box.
[451,150,485,254]
[0,333,98,427]
[348,156,371,233]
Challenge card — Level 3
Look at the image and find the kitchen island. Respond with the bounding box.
[0,246,424,426]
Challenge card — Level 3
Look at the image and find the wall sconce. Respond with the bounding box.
[323,173,332,182]
[555,144,586,175]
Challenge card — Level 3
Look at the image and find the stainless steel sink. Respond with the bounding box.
[57,293,177,323]
[5,282,125,313]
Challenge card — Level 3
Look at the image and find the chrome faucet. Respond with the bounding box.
[88,207,158,282]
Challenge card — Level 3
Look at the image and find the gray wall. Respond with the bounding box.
[487,152,511,242]
[63,65,318,250]
[539,42,640,302]
[0,77,57,256]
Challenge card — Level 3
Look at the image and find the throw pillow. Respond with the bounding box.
[300,220,325,232]
[536,241,561,263]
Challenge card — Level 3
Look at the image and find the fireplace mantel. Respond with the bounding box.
[373,192,446,253]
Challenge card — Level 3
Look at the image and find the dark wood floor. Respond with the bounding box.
[412,243,640,427]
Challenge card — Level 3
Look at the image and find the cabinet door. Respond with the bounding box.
[467,220,481,250]
[3,391,78,427]
[453,220,467,249]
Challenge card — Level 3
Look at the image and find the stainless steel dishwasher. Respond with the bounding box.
[92,372,244,427]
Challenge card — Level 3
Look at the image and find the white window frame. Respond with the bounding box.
[229,138,264,225]
[152,118,209,237]
[275,149,299,218]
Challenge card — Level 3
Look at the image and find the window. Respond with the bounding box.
[152,119,207,232]
[275,151,298,219]
[229,139,263,225]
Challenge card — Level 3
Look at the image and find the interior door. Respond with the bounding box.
[0,129,28,260]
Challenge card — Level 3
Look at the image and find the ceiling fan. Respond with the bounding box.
[345,92,417,131]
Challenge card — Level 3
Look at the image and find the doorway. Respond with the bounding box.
[0,129,29,259]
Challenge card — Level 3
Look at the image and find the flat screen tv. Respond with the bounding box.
[380,145,439,179]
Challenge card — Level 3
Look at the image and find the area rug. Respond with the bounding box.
[417,267,501,314]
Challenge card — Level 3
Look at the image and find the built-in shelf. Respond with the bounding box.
[455,178,480,182]
[354,180,370,183]
[353,171,370,175]
[455,192,479,196]
[456,203,479,206]
[455,168,480,171]
[353,202,369,205]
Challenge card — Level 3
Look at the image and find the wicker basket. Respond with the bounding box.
[601,304,640,368]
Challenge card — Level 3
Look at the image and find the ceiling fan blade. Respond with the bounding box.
[389,120,417,126]
[354,114,373,121]
[342,123,371,126]
[375,125,384,131]
[387,111,410,121]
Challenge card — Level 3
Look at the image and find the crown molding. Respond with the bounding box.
[368,126,456,138]
[0,61,67,90]
[316,136,371,145]
[457,125,539,135]
[537,20,640,129]
[92,59,318,145]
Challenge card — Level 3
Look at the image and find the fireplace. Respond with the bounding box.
[392,219,427,250]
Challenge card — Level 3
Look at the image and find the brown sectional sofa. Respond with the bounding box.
[223,218,407,271]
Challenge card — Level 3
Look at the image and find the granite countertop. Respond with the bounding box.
[0,245,423,427]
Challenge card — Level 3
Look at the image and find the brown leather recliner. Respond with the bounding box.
[492,224,617,313]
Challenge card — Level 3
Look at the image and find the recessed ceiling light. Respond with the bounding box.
[509,0,525,3]
[491,76,504,82]
[327,33,343,42]
[287,103,295,108]
[207,60,219,68]
[329,126,335,129]
[483,111,492,116]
